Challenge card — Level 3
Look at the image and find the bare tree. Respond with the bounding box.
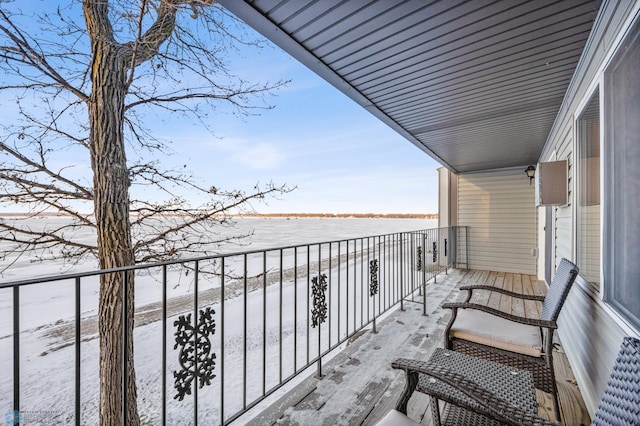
[0,1,290,424]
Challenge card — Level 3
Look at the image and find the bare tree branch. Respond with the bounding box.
[130,181,294,262]
[125,81,287,110]
[0,9,89,102]
[0,0,291,268]
[0,141,93,199]
[0,2,293,420]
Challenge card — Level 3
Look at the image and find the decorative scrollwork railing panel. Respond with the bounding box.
[173,307,216,401]
[311,273,328,328]
[369,259,379,296]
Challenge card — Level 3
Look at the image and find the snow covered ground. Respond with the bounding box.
[0,217,437,424]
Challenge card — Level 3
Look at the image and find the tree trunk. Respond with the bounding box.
[87,33,141,426]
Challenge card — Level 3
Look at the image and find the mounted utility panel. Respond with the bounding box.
[536,160,568,206]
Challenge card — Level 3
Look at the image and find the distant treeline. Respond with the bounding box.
[236,213,438,219]
[1,212,438,219]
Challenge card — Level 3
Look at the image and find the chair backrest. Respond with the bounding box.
[591,337,640,425]
[540,258,579,321]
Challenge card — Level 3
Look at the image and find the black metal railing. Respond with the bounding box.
[1,226,468,425]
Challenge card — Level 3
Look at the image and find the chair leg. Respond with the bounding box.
[546,332,562,422]
[429,396,441,426]
[552,388,561,422]
[395,370,419,414]
[549,360,561,421]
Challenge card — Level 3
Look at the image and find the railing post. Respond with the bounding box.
[243,255,248,411]
[466,226,470,269]
[264,252,268,394]
[193,261,199,426]
[410,233,415,301]
[316,322,323,379]
[417,242,422,296]
[220,258,226,423]
[399,233,404,311]
[162,265,167,426]
[452,226,457,268]
[369,258,379,334]
[317,247,323,380]
[13,286,20,425]
[422,234,427,316]
[329,242,332,349]
[122,271,128,426]
[444,236,449,274]
[75,277,81,426]
[311,273,327,379]
[294,247,298,373]
[281,249,285,384]
[433,239,438,284]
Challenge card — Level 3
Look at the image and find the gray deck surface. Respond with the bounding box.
[243,268,589,425]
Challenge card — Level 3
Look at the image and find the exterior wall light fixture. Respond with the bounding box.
[525,165,536,185]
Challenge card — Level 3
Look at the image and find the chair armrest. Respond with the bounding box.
[442,302,558,329]
[460,285,545,301]
[391,358,558,426]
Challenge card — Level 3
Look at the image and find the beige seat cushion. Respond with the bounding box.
[375,409,421,426]
[450,309,542,357]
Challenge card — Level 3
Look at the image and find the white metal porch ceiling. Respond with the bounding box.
[218,0,602,173]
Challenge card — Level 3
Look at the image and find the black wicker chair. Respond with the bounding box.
[442,258,579,421]
[387,337,640,426]
[591,337,640,425]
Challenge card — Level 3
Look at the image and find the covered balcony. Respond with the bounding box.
[4,0,640,424]
[3,226,589,424]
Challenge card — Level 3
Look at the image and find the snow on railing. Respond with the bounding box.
[1,226,468,425]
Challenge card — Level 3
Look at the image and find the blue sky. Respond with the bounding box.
[164,18,442,214]
[1,2,441,215]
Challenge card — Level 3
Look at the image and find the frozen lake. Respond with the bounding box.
[0,216,438,424]
[0,216,437,281]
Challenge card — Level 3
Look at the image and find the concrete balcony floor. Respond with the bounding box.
[246,268,589,425]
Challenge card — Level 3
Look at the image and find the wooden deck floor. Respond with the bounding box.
[246,269,590,425]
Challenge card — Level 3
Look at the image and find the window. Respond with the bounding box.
[576,91,600,289]
[603,16,640,329]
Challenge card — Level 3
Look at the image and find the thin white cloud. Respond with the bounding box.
[232,141,285,170]
[202,137,286,170]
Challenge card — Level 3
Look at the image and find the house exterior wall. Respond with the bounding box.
[456,167,536,274]
[536,205,546,281]
[539,0,640,415]
[438,167,451,229]
[438,167,458,229]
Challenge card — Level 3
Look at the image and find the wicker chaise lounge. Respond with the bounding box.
[381,336,640,425]
[442,258,579,421]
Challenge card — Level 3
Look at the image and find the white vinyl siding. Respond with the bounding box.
[558,277,630,413]
[457,168,536,274]
[539,0,640,417]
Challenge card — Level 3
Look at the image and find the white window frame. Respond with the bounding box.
[573,86,603,293]
[600,12,640,331]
